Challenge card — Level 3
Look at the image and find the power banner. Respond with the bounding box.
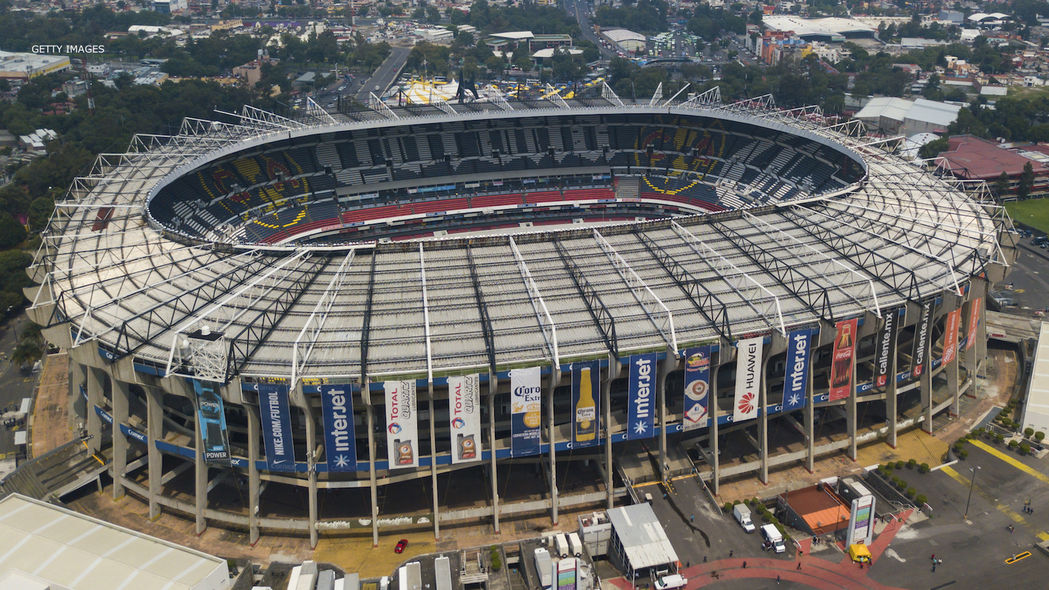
[782,329,815,411]
[510,367,542,457]
[874,308,903,388]
[912,299,936,378]
[828,319,859,401]
[319,384,357,472]
[627,354,657,440]
[448,374,482,464]
[733,337,763,422]
[571,361,600,447]
[942,307,962,365]
[384,380,418,469]
[191,379,231,466]
[682,346,712,430]
[966,297,981,351]
[258,382,296,472]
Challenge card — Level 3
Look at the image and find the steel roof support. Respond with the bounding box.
[291,250,356,388]
[302,99,337,125]
[465,245,497,373]
[419,243,433,383]
[649,82,663,106]
[508,237,559,368]
[681,86,720,108]
[369,93,399,119]
[553,240,619,359]
[601,81,624,107]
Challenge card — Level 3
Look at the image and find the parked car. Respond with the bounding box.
[394,538,408,553]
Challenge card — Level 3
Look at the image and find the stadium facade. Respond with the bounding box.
[27,90,1015,547]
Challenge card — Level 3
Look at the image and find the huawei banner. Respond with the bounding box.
[258,382,296,472]
[966,297,981,351]
[942,308,962,364]
[912,300,935,378]
[192,379,231,466]
[733,337,763,422]
[782,329,815,411]
[448,374,482,464]
[572,361,600,447]
[384,380,419,469]
[829,318,859,402]
[626,354,657,440]
[682,346,712,431]
[510,367,542,457]
[874,308,903,388]
[319,384,357,472]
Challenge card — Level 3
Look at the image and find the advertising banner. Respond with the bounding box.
[782,329,814,411]
[829,318,859,401]
[510,367,542,457]
[448,374,482,464]
[874,308,903,388]
[682,346,712,430]
[846,495,876,546]
[572,361,601,447]
[319,384,357,472]
[966,297,982,351]
[912,300,935,378]
[733,337,763,422]
[626,354,658,440]
[257,382,296,472]
[384,380,418,469]
[191,379,231,466]
[942,308,962,365]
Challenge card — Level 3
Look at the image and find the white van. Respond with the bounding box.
[653,574,686,590]
[760,523,786,553]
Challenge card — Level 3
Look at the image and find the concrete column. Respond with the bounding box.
[247,403,261,545]
[86,368,103,453]
[604,355,615,510]
[657,350,672,483]
[304,398,318,549]
[921,361,934,434]
[886,331,899,449]
[111,379,129,499]
[710,349,722,497]
[847,336,859,461]
[962,297,979,397]
[193,403,207,535]
[364,378,379,546]
[488,372,500,533]
[758,356,769,485]
[428,380,439,540]
[548,365,559,526]
[145,386,163,520]
[804,342,815,472]
[71,363,87,433]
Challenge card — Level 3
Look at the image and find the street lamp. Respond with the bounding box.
[964,465,981,519]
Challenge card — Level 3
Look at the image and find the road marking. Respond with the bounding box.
[969,439,1049,485]
[940,465,1026,524]
[1004,551,1031,564]
[1038,532,1049,542]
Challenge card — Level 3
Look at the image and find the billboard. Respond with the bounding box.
[191,379,231,466]
[942,307,962,365]
[319,383,356,472]
[257,382,296,472]
[829,318,859,402]
[782,329,814,411]
[874,308,903,388]
[626,354,657,440]
[384,380,419,469]
[846,494,876,546]
[912,299,935,378]
[733,337,763,422]
[571,361,600,447]
[510,367,542,457]
[966,297,981,351]
[682,346,711,430]
[448,374,482,463]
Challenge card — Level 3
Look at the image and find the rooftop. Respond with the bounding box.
[939,135,1049,179]
[762,16,875,37]
[607,504,679,570]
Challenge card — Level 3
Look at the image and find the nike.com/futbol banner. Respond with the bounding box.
[319,384,357,472]
[510,367,542,457]
[733,337,763,422]
[874,308,904,388]
[829,318,859,402]
[448,374,482,464]
[258,382,296,472]
[912,299,935,378]
[682,346,711,430]
[782,329,815,411]
[384,380,418,469]
[627,354,657,439]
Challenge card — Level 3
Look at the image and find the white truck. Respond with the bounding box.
[567,532,583,557]
[761,523,786,553]
[733,503,755,533]
[554,533,570,558]
[534,548,553,589]
[653,573,687,590]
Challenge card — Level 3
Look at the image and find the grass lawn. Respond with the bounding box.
[1004,198,1049,234]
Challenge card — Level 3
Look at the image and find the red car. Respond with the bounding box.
[395,539,408,554]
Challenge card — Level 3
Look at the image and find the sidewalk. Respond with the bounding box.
[30,352,72,458]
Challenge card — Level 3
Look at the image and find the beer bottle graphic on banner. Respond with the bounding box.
[832,322,853,389]
[576,367,597,442]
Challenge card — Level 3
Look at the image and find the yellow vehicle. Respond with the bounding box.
[849,543,872,564]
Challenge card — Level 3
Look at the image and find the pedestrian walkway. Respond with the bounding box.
[30,353,72,458]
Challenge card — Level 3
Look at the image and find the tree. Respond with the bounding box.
[918,136,949,160]
[994,171,1011,196]
[0,212,25,249]
[1018,161,1035,198]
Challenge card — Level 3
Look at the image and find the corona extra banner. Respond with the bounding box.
[782,329,815,411]
[510,367,542,457]
[942,307,962,365]
[191,379,231,466]
[448,374,482,464]
[627,354,657,440]
[258,382,296,472]
[829,318,859,401]
[912,300,935,378]
[384,380,418,469]
[966,297,981,351]
[733,337,763,422]
[682,346,711,430]
[572,361,601,447]
[874,308,903,388]
[319,384,357,472]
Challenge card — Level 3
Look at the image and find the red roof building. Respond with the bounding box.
[937,136,1049,197]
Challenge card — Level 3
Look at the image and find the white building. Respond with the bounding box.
[854,97,961,136]
[1022,322,1049,437]
[602,28,646,53]
[606,503,679,582]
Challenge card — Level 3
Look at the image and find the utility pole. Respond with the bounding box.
[964,465,981,519]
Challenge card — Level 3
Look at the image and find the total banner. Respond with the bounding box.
[829,318,859,402]
[682,346,712,431]
[319,384,357,472]
[448,374,482,463]
[912,299,936,378]
[626,354,658,440]
[257,382,296,472]
[384,380,419,469]
[191,379,231,466]
[966,297,981,351]
[942,308,962,365]
[572,361,601,447]
[510,367,542,457]
[874,308,904,388]
[782,329,815,411]
[732,337,763,422]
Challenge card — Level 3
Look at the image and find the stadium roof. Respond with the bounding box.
[762,16,876,38]
[0,494,229,590]
[607,504,679,570]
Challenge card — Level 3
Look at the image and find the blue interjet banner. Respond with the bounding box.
[782,328,816,411]
[626,354,658,440]
[257,382,296,471]
[319,384,357,472]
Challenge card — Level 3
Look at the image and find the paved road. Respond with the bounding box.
[995,240,1049,314]
[563,0,615,59]
[0,317,41,460]
[355,46,411,102]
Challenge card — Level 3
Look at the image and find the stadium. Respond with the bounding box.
[26,88,1013,547]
